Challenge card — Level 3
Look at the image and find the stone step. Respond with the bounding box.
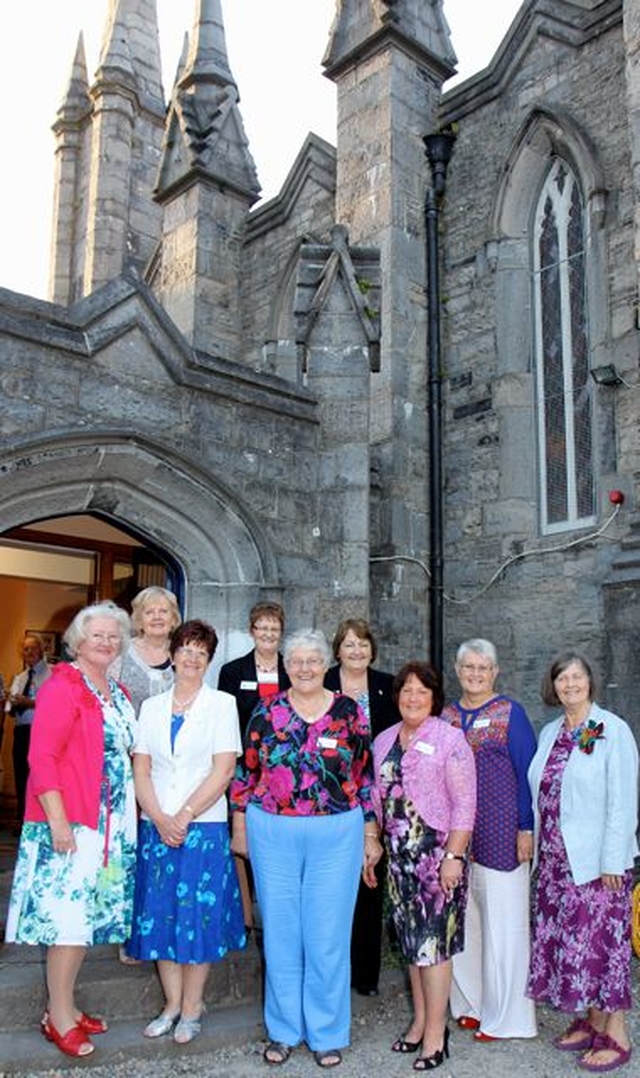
[0,997,264,1074]
[0,938,262,1035]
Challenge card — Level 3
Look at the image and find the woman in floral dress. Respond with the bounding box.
[6,601,136,1059]
[370,662,476,1071]
[527,651,639,1073]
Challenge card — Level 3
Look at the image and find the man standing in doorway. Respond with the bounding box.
[6,635,51,833]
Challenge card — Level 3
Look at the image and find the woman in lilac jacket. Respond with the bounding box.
[367,661,476,1072]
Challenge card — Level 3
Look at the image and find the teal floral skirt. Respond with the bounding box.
[6,790,137,946]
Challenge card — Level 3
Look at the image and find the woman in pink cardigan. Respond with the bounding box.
[6,601,136,1059]
[366,661,476,1072]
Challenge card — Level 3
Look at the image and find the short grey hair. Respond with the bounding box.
[456,638,498,666]
[283,629,331,669]
[64,601,131,658]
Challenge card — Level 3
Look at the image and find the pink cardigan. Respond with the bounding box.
[372,716,476,834]
[25,663,109,828]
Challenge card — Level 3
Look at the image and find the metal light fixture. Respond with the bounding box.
[590,363,638,388]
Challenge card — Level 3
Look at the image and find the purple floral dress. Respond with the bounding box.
[527,725,633,1012]
[380,738,467,967]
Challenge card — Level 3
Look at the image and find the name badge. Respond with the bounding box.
[475,718,491,729]
[240,680,257,690]
[318,737,338,749]
[415,741,435,755]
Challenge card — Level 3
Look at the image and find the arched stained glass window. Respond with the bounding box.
[533,159,594,532]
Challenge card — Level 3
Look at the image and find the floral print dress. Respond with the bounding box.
[380,737,467,967]
[527,725,633,1012]
[6,678,137,946]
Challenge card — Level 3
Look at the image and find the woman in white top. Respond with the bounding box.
[126,620,246,1045]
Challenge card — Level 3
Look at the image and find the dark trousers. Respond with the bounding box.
[12,724,31,826]
[350,859,385,993]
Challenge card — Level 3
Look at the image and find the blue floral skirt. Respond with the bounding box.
[126,820,246,964]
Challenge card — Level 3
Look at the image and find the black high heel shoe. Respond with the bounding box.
[413,1027,450,1071]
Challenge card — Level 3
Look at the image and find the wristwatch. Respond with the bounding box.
[443,851,466,862]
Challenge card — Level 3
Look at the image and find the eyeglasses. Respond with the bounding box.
[288,657,324,670]
[253,623,281,634]
[458,664,494,674]
[88,633,121,645]
[175,647,209,663]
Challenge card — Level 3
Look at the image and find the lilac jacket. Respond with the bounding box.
[372,716,476,834]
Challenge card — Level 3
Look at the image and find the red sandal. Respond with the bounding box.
[41,1015,94,1057]
[42,1010,107,1038]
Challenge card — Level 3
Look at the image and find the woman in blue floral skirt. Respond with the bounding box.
[127,619,245,1044]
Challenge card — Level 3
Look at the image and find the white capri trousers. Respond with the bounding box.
[450,861,537,1038]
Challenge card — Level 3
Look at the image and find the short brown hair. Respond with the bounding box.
[393,661,444,716]
[170,619,218,661]
[249,601,285,631]
[331,618,378,663]
[541,651,596,707]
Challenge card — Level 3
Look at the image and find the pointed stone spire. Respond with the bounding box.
[155,0,259,200]
[80,0,166,293]
[98,0,164,108]
[153,0,259,360]
[57,33,91,122]
[324,0,456,79]
[180,0,236,91]
[49,34,92,304]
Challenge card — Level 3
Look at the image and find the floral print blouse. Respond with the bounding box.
[230,691,375,820]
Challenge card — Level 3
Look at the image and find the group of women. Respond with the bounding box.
[4,593,639,1075]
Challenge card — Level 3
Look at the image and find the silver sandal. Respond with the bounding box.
[173,1014,203,1044]
[143,1012,179,1038]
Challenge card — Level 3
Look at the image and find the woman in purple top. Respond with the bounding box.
[441,638,537,1042]
[369,661,476,1072]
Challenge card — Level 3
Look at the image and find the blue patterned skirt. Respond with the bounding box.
[126,820,246,964]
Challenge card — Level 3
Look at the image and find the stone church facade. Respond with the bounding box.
[0,0,638,735]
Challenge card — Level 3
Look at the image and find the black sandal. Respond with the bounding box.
[314,1049,342,1068]
[264,1041,292,1065]
[392,1034,421,1053]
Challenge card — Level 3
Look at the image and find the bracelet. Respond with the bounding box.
[183,804,195,817]
[364,833,380,841]
[443,851,465,862]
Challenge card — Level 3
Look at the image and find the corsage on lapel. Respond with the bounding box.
[573,719,605,755]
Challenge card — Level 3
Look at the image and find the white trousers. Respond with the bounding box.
[450,861,537,1038]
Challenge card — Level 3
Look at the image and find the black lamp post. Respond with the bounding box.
[423,129,456,674]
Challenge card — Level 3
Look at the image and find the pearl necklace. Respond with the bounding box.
[172,689,199,713]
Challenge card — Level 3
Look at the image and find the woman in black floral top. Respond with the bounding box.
[231,629,380,1069]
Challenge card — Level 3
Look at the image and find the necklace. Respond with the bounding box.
[173,689,199,712]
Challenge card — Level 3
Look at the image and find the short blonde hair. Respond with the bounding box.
[130,587,181,636]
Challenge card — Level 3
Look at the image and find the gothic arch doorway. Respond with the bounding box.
[0,434,279,668]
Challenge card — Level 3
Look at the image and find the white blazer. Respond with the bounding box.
[134,683,241,823]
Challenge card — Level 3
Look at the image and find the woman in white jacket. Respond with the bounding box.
[527,651,638,1074]
[126,620,246,1044]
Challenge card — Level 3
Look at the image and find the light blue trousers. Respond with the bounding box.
[247,804,363,1051]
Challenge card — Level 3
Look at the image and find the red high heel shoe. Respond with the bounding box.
[40,1014,95,1056]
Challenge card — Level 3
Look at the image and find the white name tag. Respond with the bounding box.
[318,737,338,749]
[475,718,491,729]
[415,741,435,755]
[240,680,258,690]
